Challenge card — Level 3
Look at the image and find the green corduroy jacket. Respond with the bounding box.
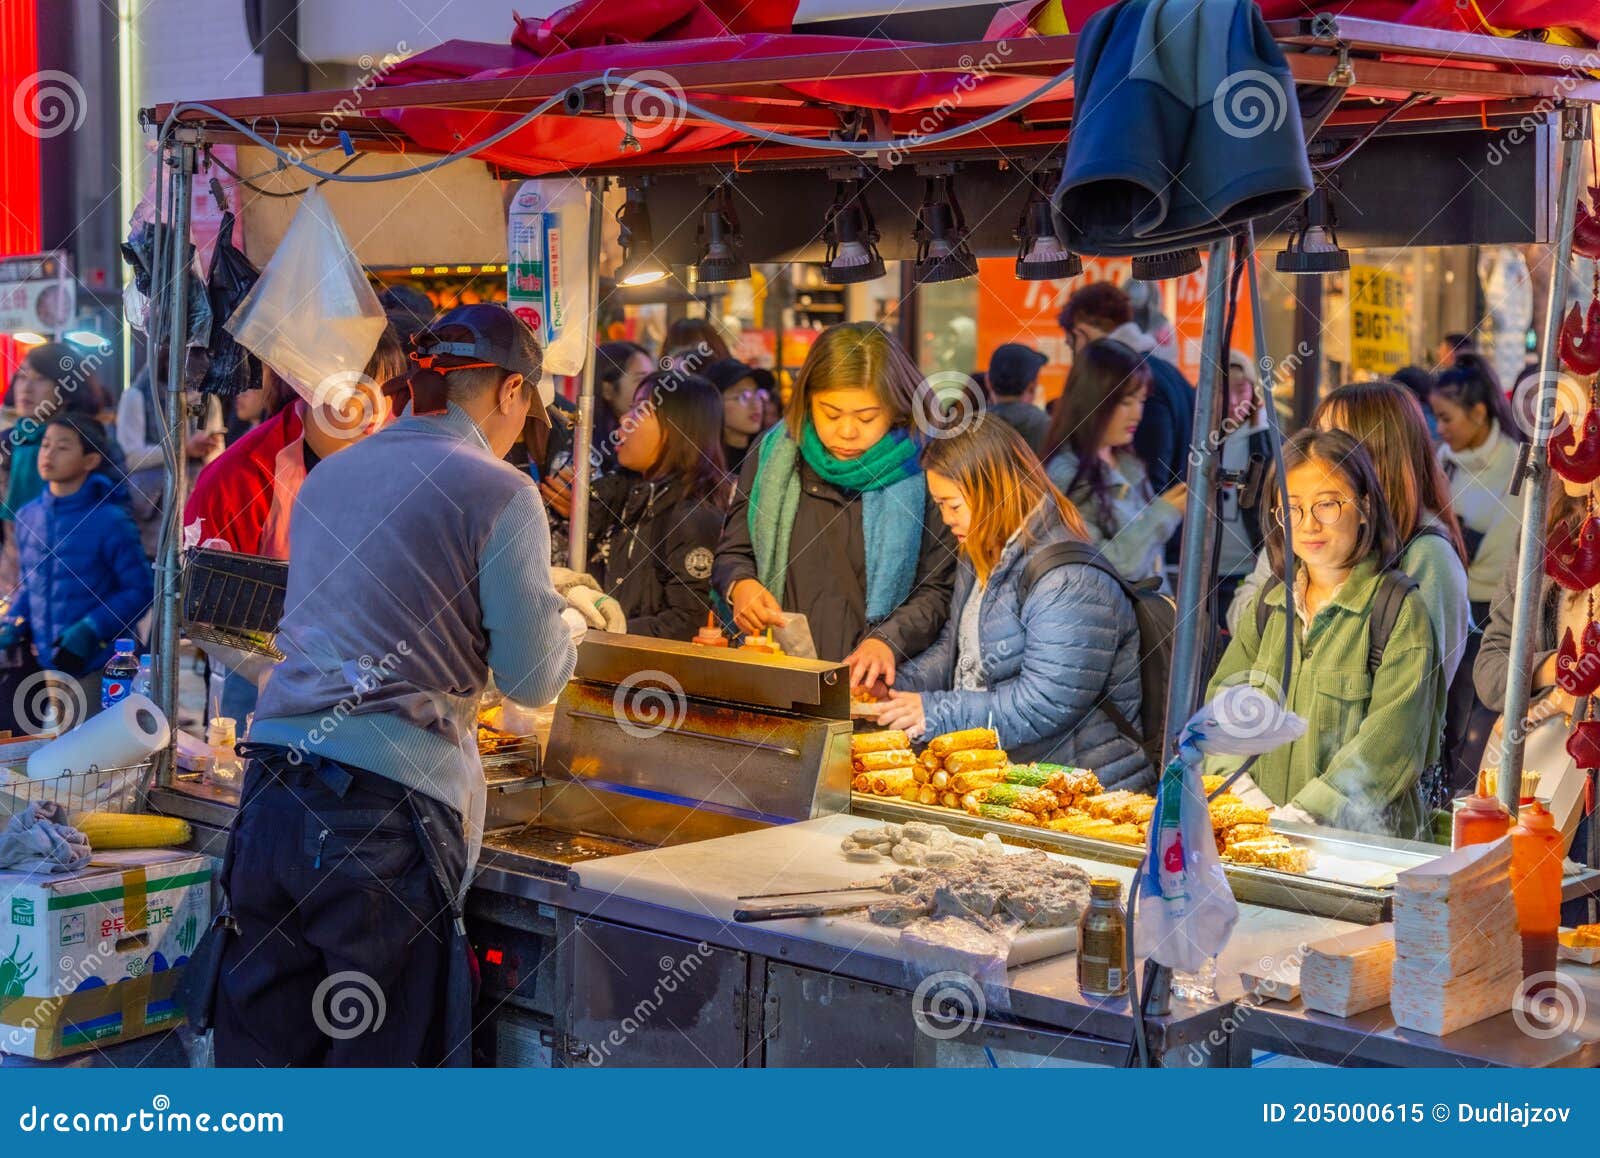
[1206,555,1442,837]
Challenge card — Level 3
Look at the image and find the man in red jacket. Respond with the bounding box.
[184,328,407,557]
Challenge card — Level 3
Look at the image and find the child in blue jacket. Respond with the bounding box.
[0,414,153,711]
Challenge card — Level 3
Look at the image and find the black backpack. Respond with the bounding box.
[1019,542,1175,768]
[1253,567,1420,676]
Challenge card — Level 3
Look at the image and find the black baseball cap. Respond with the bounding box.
[414,303,543,383]
[987,343,1048,397]
[703,357,776,395]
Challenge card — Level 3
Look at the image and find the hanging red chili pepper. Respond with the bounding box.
[1567,714,1600,770]
[1550,406,1600,483]
[1574,185,1600,261]
[1559,300,1600,375]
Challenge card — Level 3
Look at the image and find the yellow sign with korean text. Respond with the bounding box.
[1349,265,1410,376]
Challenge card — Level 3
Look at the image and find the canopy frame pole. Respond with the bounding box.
[1163,236,1236,763]
[567,176,605,574]
[157,134,197,768]
[1497,106,1591,814]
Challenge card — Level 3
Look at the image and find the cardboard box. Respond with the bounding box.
[0,849,211,1060]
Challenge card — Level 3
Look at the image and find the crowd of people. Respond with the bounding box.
[0,284,1538,841]
[483,284,1531,840]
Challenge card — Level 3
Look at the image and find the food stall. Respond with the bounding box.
[126,8,1600,1068]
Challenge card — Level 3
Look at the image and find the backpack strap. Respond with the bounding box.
[1367,569,1420,676]
[1253,575,1282,640]
[1017,540,1145,748]
[1254,570,1416,678]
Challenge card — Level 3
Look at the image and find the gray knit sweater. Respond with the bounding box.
[252,403,576,865]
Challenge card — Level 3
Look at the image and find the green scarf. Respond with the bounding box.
[747,423,924,620]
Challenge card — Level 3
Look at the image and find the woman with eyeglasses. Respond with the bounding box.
[705,358,775,477]
[1208,429,1441,837]
[713,322,957,679]
[1041,338,1185,586]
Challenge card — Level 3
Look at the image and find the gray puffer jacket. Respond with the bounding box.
[895,504,1153,790]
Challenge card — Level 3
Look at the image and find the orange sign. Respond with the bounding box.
[975,255,1254,402]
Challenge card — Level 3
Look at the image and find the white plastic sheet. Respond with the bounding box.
[225,188,387,411]
[1138,687,1306,971]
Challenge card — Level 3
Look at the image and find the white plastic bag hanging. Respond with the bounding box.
[225,188,387,411]
[1137,685,1306,972]
[507,178,592,401]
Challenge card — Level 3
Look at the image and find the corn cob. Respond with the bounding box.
[975,783,1057,815]
[943,748,1008,775]
[950,767,1008,794]
[975,803,1038,827]
[77,812,191,849]
[1000,764,1061,789]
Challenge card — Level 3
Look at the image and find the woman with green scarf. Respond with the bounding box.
[714,323,957,682]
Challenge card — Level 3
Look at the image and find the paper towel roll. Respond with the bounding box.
[26,695,172,779]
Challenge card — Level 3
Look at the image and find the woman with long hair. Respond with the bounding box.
[586,372,730,639]
[714,321,957,677]
[1041,338,1184,585]
[1228,379,1470,688]
[1427,355,1527,787]
[1215,349,1273,613]
[1209,430,1442,836]
[873,417,1152,788]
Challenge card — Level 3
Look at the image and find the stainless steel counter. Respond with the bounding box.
[1226,963,1600,1067]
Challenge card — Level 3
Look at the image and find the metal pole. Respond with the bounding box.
[567,176,605,574]
[1497,108,1590,814]
[157,137,195,764]
[1163,236,1236,764]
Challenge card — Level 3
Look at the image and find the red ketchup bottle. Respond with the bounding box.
[1452,772,1512,850]
[1509,777,1564,989]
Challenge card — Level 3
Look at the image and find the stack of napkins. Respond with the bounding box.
[1389,838,1522,1036]
[1301,925,1395,1018]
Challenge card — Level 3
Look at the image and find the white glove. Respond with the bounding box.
[549,566,601,597]
[560,606,589,644]
[1226,770,1277,810]
[1270,803,1318,827]
[565,584,627,633]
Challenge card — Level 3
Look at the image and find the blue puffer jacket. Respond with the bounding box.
[895,504,1153,791]
[14,472,153,672]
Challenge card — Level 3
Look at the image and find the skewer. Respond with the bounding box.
[735,881,889,901]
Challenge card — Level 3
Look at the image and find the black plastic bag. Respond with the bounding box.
[201,209,260,397]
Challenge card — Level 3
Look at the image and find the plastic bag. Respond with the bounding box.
[1137,686,1306,972]
[120,221,214,346]
[200,206,260,397]
[225,188,387,411]
[507,178,591,401]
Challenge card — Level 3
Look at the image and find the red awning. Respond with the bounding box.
[374,0,1595,176]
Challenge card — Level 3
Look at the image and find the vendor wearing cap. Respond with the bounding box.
[212,304,578,1067]
[985,343,1050,455]
[703,357,776,477]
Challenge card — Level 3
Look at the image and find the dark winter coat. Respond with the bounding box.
[713,452,957,664]
[14,472,152,672]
